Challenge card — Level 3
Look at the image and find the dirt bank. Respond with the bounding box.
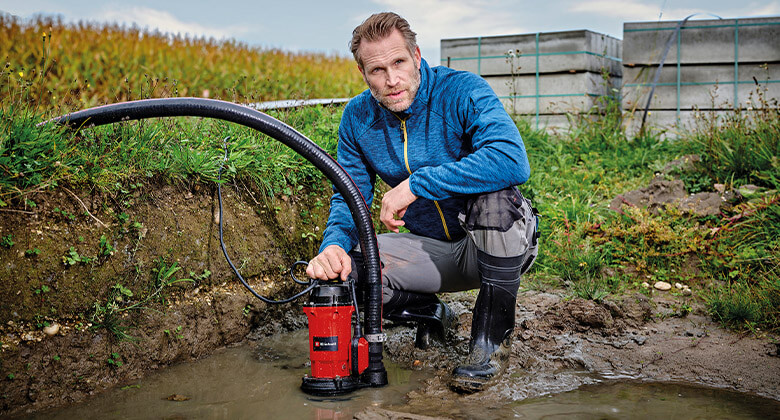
[0,183,325,418]
[377,288,780,418]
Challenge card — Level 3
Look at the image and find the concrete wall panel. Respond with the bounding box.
[623,17,780,65]
[622,63,780,109]
[485,72,618,114]
[441,30,622,76]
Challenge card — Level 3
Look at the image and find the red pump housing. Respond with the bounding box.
[301,282,368,396]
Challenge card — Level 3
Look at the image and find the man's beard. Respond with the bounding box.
[369,68,421,113]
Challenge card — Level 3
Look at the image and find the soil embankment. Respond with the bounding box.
[0,183,322,417]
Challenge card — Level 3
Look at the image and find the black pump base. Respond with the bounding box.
[301,376,364,396]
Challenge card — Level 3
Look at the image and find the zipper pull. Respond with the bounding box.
[400,119,407,143]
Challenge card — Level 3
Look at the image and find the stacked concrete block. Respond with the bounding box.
[441,30,622,130]
[622,16,780,136]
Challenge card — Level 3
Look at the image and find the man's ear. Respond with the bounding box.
[414,46,421,69]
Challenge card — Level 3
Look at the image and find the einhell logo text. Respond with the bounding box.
[313,336,338,351]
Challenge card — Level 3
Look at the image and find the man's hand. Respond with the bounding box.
[306,245,352,281]
[380,178,418,233]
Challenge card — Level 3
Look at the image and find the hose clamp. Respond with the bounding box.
[364,333,387,343]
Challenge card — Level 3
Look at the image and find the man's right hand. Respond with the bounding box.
[305,245,352,281]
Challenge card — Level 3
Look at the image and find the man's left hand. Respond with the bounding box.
[380,178,417,233]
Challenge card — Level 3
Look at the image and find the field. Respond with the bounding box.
[2,14,779,336]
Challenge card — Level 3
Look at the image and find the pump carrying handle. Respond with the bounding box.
[46,97,388,388]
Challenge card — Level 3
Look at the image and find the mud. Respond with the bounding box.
[374,289,780,418]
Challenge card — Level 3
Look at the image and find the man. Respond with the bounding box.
[305,12,538,393]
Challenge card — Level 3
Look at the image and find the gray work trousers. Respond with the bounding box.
[350,188,539,303]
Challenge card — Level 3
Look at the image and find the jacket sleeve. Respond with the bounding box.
[318,115,376,254]
[408,77,530,201]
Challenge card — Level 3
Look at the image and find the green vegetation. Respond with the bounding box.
[520,90,779,332]
[1,16,777,336]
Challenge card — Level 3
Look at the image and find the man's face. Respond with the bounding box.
[358,29,422,113]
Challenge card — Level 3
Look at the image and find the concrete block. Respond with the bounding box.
[623,16,780,65]
[622,109,756,139]
[484,71,620,114]
[622,63,780,110]
[441,30,622,76]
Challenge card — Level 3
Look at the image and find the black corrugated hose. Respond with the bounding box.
[46,97,388,387]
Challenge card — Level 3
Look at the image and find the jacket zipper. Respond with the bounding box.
[399,118,451,240]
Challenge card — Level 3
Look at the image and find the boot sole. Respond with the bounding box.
[450,375,491,393]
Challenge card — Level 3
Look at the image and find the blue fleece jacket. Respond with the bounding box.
[319,58,530,254]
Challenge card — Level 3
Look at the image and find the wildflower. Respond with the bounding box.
[18,71,24,78]
[579,261,588,267]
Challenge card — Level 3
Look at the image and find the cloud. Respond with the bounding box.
[370,0,527,56]
[569,0,695,21]
[569,0,780,22]
[751,1,780,16]
[94,6,252,40]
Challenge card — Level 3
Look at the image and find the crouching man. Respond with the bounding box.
[306,12,539,393]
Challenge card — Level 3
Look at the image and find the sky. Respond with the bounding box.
[1,0,779,65]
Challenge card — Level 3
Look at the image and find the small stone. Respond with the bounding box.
[682,288,692,296]
[674,283,683,289]
[165,394,190,401]
[43,323,60,336]
[641,282,650,288]
[654,281,672,291]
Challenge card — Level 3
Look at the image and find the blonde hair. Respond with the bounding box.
[349,12,417,69]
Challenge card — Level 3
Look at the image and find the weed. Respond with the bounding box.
[53,207,76,221]
[705,282,763,329]
[106,352,123,368]
[151,257,193,304]
[164,325,184,340]
[0,235,14,249]
[62,247,92,266]
[98,234,115,257]
[570,278,610,302]
[188,269,211,283]
[32,285,50,295]
[90,260,192,340]
[25,247,40,257]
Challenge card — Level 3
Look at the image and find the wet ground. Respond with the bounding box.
[21,326,780,420]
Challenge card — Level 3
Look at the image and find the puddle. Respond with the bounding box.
[508,381,780,420]
[23,329,425,420]
[23,328,780,420]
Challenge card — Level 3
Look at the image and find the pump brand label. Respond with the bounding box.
[313,336,338,351]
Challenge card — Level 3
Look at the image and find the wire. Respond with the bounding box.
[217,136,317,304]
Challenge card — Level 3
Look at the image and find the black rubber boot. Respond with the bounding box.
[383,291,457,349]
[451,251,523,393]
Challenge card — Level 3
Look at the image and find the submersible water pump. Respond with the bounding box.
[48,97,388,397]
[301,281,370,395]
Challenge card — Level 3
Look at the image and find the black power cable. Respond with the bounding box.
[217,136,318,304]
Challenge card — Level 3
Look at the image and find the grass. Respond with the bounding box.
[2,17,779,333]
[520,90,779,332]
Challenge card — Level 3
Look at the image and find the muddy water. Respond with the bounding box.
[26,328,780,420]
